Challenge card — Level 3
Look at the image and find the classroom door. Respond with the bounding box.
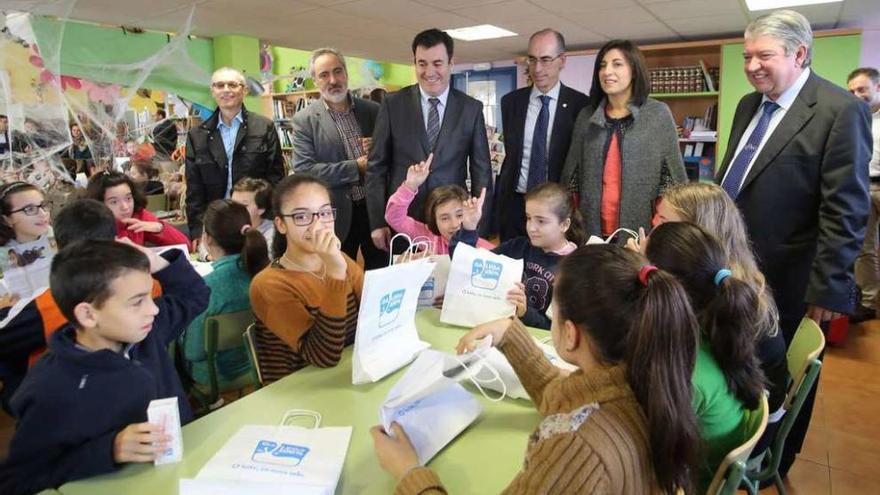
[451,67,517,133]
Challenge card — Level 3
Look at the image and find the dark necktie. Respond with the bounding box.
[527,95,551,191]
[427,97,441,150]
[721,101,781,199]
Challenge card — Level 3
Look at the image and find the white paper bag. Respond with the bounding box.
[380,349,482,465]
[352,258,435,384]
[440,243,523,327]
[195,423,351,493]
[417,254,451,309]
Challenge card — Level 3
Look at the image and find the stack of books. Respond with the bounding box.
[649,60,718,94]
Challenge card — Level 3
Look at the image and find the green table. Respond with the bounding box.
[59,309,543,494]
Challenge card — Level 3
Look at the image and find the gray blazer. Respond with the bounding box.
[365,84,493,235]
[292,95,379,241]
[561,97,686,235]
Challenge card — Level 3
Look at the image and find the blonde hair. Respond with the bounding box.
[661,182,779,336]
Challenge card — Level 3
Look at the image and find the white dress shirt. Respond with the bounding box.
[517,82,561,193]
[870,110,880,178]
[722,68,811,188]
[419,85,450,133]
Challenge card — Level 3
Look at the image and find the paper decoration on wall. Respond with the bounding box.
[284,66,309,92]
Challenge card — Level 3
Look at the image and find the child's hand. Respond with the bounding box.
[371,422,420,481]
[404,153,432,190]
[115,237,170,273]
[113,422,170,463]
[507,282,527,318]
[456,317,513,354]
[624,227,648,253]
[461,187,486,231]
[121,217,164,234]
[309,221,346,280]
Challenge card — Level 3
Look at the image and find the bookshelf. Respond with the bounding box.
[260,90,321,172]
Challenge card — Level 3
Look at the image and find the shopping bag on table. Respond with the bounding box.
[389,234,452,309]
[190,410,351,495]
[440,243,523,327]
[380,344,508,464]
[352,255,436,384]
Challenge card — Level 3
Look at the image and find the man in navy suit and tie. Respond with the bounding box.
[494,29,588,241]
[366,28,492,250]
[717,10,871,477]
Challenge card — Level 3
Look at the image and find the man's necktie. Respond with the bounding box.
[527,95,551,191]
[721,101,780,199]
[427,97,441,150]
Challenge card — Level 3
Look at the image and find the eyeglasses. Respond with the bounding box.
[280,208,337,226]
[211,81,244,90]
[527,54,564,66]
[8,201,51,216]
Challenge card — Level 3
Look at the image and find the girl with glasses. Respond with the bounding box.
[0,181,56,296]
[249,174,363,383]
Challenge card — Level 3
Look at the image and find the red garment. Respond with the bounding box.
[116,208,191,249]
[601,130,623,236]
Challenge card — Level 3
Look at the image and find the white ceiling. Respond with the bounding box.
[2,0,879,63]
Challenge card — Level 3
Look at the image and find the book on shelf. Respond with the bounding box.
[276,127,294,149]
[649,62,720,94]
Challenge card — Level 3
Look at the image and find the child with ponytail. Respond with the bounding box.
[453,181,586,329]
[645,221,767,488]
[372,244,701,494]
[180,199,269,390]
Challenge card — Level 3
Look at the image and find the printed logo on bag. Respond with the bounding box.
[470,259,503,290]
[379,289,406,327]
[251,440,310,467]
[419,276,435,302]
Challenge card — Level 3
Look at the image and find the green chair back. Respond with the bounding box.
[706,395,769,495]
[742,318,825,495]
[146,193,167,212]
[204,310,255,403]
[242,323,264,389]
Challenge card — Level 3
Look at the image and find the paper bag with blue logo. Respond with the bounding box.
[352,258,436,384]
[380,348,483,465]
[192,414,351,494]
[440,243,524,327]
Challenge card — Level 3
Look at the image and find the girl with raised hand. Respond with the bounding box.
[85,171,189,249]
[453,181,585,329]
[384,153,494,254]
[373,244,701,494]
[249,174,363,383]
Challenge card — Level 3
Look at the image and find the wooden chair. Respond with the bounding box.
[741,318,825,495]
[706,394,769,495]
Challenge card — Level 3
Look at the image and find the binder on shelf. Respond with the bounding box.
[698,60,715,92]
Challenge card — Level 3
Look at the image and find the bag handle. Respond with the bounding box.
[448,352,508,403]
[605,228,639,243]
[280,409,322,429]
[389,232,414,266]
[410,236,435,258]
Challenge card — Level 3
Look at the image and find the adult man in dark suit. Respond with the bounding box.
[185,67,284,241]
[717,10,871,477]
[494,29,588,241]
[292,48,384,269]
[366,28,492,250]
[0,115,9,156]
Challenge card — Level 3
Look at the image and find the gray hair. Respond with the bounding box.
[745,9,813,68]
[211,67,246,85]
[309,48,347,77]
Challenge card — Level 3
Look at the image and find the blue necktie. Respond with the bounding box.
[527,95,551,191]
[721,101,780,199]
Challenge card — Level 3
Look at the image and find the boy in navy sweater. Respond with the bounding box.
[0,239,209,494]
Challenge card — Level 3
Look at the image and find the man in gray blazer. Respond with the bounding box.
[366,28,493,250]
[718,10,870,476]
[292,48,385,269]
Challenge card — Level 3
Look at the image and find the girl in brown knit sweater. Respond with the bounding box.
[372,245,702,494]
[250,174,363,383]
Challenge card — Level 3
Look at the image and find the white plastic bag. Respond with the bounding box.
[352,257,435,384]
[440,243,523,327]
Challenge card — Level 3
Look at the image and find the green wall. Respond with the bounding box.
[270,46,415,93]
[717,34,863,161]
[30,16,215,108]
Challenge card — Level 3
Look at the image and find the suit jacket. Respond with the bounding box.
[185,106,284,237]
[292,95,379,242]
[366,84,492,235]
[494,84,588,236]
[717,72,871,317]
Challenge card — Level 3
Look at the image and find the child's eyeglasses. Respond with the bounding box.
[8,201,52,216]
[279,208,337,226]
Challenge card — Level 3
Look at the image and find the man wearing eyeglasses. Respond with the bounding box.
[292,48,385,269]
[185,67,284,243]
[494,29,588,241]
